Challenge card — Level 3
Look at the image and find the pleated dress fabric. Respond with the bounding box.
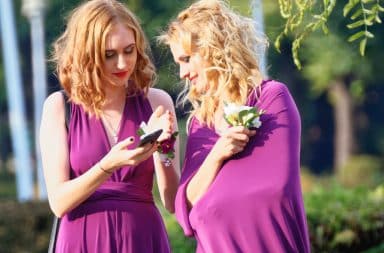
[55,93,170,253]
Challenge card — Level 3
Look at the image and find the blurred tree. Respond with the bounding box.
[271,0,384,173]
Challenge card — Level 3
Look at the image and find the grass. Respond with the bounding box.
[0,170,16,199]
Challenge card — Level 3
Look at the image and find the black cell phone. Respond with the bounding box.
[138,129,163,147]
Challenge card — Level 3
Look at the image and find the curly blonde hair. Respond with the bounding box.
[159,0,267,127]
[52,0,156,116]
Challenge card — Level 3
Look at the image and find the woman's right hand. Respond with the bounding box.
[210,126,256,163]
[100,136,158,172]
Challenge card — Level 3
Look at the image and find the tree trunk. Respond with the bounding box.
[329,79,354,173]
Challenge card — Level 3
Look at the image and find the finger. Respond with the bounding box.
[241,128,256,136]
[228,133,249,142]
[132,142,158,160]
[234,145,245,153]
[153,105,165,117]
[116,136,135,149]
[141,141,157,153]
[229,144,245,154]
[233,140,247,148]
[229,125,247,133]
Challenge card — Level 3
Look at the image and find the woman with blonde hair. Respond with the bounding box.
[159,0,310,252]
[40,0,179,252]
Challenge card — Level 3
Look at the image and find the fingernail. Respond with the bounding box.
[129,137,134,142]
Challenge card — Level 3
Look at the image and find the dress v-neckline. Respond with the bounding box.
[100,97,128,149]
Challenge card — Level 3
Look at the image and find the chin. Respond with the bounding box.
[195,84,208,94]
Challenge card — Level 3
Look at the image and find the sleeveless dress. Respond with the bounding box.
[55,93,171,253]
[175,80,311,253]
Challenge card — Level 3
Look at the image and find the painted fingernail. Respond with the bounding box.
[129,137,134,142]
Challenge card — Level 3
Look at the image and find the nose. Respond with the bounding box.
[179,64,189,80]
[117,54,127,69]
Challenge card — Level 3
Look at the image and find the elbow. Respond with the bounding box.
[161,185,178,214]
[51,206,66,218]
[162,194,176,214]
[50,207,65,218]
[49,201,68,218]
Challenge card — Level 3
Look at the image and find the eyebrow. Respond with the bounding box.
[177,55,189,62]
[106,43,136,51]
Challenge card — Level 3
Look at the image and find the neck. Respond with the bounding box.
[103,86,127,111]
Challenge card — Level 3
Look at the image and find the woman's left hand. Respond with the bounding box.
[147,106,173,141]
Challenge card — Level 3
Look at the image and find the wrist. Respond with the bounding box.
[98,159,113,174]
[206,150,224,168]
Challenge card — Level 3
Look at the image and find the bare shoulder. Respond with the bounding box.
[147,88,175,111]
[42,91,65,122]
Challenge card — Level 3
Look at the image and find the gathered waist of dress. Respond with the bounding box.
[84,181,154,204]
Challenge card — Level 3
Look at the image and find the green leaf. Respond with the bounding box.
[274,34,283,53]
[248,108,257,114]
[347,31,365,42]
[362,0,375,3]
[364,17,374,26]
[365,30,374,38]
[375,14,382,23]
[347,19,365,29]
[322,23,329,34]
[359,38,367,56]
[137,128,145,136]
[238,110,249,125]
[362,8,374,15]
[351,8,363,20]
[343,0,359,17]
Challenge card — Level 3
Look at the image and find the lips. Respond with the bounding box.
[189,76,197,85]
[113,71,128,78]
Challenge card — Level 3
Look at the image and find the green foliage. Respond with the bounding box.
[275,0,337,69]
[301,33,370,95]
[338,155,384,188]
[160,208,196,253]
[0,200,52,253]
[305,183,384,252]
[344,0,384,56]
[276,0,384,69]
[0,171,16,199]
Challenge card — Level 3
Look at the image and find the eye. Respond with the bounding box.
[105,50,115,58]
[181,56,191,63]
[125,45,136,54]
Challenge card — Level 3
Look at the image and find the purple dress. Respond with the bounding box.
[175,80,311,253]
[55,94,170,253]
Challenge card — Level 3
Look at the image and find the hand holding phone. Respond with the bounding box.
[138,129,163,147]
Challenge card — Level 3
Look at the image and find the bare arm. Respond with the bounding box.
[40,92,157,217]
[148,88,180,213]
[186,126,255,208]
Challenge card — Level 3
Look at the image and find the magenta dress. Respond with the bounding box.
[175,80,311,253]
[55,94,170,253]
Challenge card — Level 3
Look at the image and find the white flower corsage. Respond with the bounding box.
[223,103,265,129]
